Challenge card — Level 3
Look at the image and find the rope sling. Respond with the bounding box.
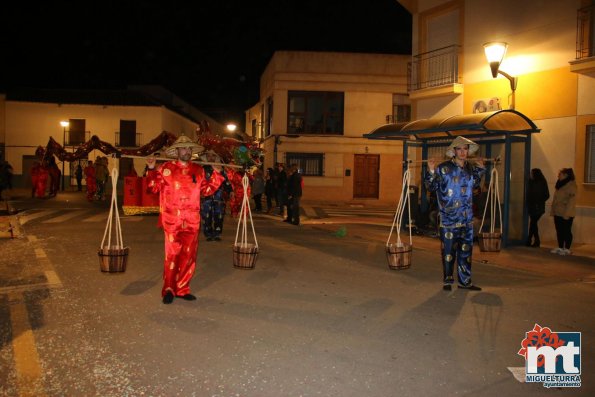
[385,168,413,270]
[478,167,503,251]
[233,172,259,269]
[98,168,129,272]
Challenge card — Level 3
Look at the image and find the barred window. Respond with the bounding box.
[286,153,324,176]
[587,125,595,183]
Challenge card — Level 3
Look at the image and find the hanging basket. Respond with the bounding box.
[478,232,502,252]
[232,243,259,269]
[99,168,129,273]
[233,172,259,270]
[98,246,129,273]
[386,243,412,270]
[385,169,413,271]
[478,167,503,253]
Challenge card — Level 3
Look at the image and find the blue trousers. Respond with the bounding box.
[201,198,226,239]
[439,226,474,287]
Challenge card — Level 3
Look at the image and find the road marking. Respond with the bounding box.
[82,213,108,222]
[42,209,88,223]
[19,210,61,225]
[9,292,47,397]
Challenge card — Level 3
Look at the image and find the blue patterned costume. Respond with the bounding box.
[201,166,233,240]
[425,160,485,287]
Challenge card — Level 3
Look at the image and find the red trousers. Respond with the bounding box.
[162,228,199,297]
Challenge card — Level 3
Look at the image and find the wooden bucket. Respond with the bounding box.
[98,246,129,273]
[233,243,258,269]
[386,243,412,270]
[478,232,501,252]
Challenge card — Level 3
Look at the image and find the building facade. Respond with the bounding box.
[0,86,223,189]
[246,51,411,205]
[399,0,595,244]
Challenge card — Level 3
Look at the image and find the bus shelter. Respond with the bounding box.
[363,109,541,247]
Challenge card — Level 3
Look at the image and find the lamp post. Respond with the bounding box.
[483,42,518,110]
[60,121,69,191]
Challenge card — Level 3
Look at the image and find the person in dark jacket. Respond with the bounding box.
[286,164,303,225]
[526,168,549,247]
[276,163,288,218]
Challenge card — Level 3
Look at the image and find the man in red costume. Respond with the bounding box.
[146,135,224,304]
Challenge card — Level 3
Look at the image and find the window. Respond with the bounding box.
[576,5,595,59]
[287,91,344,135]
[265,97,273,137]
[286,153,324,176]
[587,125,595,183]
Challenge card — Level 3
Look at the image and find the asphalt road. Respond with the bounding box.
[0,193,593,396]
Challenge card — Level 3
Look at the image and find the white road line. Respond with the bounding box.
[42,210,88,223]
[82,213,108,222]
[19,210,61,225]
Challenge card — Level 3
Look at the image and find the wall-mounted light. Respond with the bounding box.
[226,123,237,133]
[483,42,518,109]
[59,121,70,191]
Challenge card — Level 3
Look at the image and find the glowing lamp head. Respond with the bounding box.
[483,42,508,78]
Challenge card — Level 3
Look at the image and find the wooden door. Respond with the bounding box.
[353,154,379,198]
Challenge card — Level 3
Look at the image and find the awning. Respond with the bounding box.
[363,109,540,141]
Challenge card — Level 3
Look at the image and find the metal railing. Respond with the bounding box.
[65,131,91,146]
[576,5,595,60]
[115,132,142,147]
[408,45,461,91]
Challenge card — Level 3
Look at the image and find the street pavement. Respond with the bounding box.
[0,188,594,396]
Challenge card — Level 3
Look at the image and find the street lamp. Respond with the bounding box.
[60,120,69,191]
[483,42,518,109]
[226,123,237,133]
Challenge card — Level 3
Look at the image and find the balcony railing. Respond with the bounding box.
[65,131,90,146]
[576,5,595,60]
[408,45,461,92]
[115,132,142,147]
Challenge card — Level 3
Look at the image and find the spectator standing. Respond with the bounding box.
[550,168,577,255]
[276,163,288,218]
[75,163,83,191]
[286,164,303,225]
[265,167,276,214]
[251,168,265,213]
[526,168,549,247]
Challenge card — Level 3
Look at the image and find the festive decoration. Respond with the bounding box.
[36,131,178,163]
[197,131,264,167]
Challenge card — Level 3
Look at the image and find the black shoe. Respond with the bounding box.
[179,294,197,301]
[206,237,214,241]
[283,219,291,223]
[162,292,174,304]
[458,284,482,291]
[443,284,452,291]
[214,236,221,241]
[525,240,532,247]
[531,241,540,248]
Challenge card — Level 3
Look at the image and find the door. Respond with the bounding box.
[353,154,379,198]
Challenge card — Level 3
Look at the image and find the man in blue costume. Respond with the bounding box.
[425,136,485,291]
[200,150,232,242]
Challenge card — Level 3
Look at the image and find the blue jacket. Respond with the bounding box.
[424,160,485,228]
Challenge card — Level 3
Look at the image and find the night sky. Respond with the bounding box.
[1,1,411,127]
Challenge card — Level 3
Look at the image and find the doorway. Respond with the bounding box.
[353,154,379,199]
